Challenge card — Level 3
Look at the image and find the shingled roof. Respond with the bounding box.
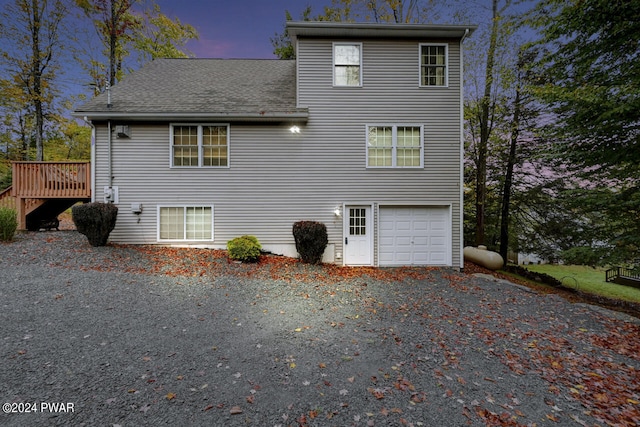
[75,58,308,122]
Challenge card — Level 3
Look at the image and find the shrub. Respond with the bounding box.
[0,207,18,241]
[72,202,118,246]
[227,235,262,262]
[292,221,328,264]
[560,246,603,267]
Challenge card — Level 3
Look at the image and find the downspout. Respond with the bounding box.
[461,28,470,43]
[83,116,96,203]
[106,82,114,203]
[459,28,470,270]
[108,120,112,188]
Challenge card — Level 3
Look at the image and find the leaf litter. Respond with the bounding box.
[3,232,640,426]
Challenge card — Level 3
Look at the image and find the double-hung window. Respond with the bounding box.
[367,125,423,168]
[171,124,229,167]
[334,43,362,87]
[158,206,213,241]
[420,44,447,87]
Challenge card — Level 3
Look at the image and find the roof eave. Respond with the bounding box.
[286,21,478,42]
[73,110,310,123]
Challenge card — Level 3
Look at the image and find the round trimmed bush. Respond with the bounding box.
[292,221,328,264]
[72,202,118,246]
[227,235,262,262]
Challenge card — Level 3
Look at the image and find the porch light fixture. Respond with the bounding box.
[333,206,341,217]
[289,125,301,134]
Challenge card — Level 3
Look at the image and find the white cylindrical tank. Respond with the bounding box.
[464,245,504,270]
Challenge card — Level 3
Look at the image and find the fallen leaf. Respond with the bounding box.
[166,392,176,400]
[545,413,559,422]
[230,406,242,415]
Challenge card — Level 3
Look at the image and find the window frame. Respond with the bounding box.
[157,205,215,242]
[169,123,230,168]
[365,124,424,169]
[333,42,363,87]
[419,43,448,88]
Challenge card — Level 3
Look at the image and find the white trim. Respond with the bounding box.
[343,203,374,266]
[418,43,449,88]
[333,42,363,87]
[157,204,215,243]
[90,123,96,203]
[365,124,424,168]
[459,41,465,269]
[169,123,231,169]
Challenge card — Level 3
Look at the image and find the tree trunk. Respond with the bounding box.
[31,0,44,161]
[499,79,521,263]
[109,0,117,87]
[475,0,499,246]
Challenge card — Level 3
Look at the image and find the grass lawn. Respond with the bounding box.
[524,264,640,304]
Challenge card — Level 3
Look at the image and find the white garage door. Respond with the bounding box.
[379,207,450,266]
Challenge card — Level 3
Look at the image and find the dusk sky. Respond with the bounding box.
[155,0,334,58]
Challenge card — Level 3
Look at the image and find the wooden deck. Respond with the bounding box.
[0,162,91,230]
[606,266,640,290]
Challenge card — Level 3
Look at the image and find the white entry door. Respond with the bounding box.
[344,205,372,266]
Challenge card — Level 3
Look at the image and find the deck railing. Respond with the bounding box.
[12,162,91,199]
[606,266,640,282]
[0,186,14,209]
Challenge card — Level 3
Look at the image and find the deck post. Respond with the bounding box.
[16,197,26,230]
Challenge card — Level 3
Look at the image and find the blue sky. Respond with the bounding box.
[156,0,333,58]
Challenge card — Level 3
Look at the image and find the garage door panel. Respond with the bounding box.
[396,221,411,231]
[413,220,428,231]
[430,236,446,245]
[413,236,428,246]
[431,222,446,232]
[379,207,450,266]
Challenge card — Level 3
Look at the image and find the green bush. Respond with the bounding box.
[0,207,18,241]
[560,246,603,267]
[292,221,328,264]
[227,235,262,262]
[72,202,118,246]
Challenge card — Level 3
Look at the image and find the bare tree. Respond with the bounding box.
[0,0,67,161]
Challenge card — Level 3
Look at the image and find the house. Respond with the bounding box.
[73,21,476,268]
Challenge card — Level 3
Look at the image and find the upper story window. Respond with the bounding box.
[367,125,424,168]
[420,44,447,87]
[334,43,362,87]
[171,124,229,167]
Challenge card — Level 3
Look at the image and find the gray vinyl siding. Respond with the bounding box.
[94,123,347,248]
[296,38,463,266]
[94,37,463,267]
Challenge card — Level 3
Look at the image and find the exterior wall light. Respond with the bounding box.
[290,125,301,133]
[333,206,341,217]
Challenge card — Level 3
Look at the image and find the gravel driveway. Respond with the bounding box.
[1,231,639,427]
